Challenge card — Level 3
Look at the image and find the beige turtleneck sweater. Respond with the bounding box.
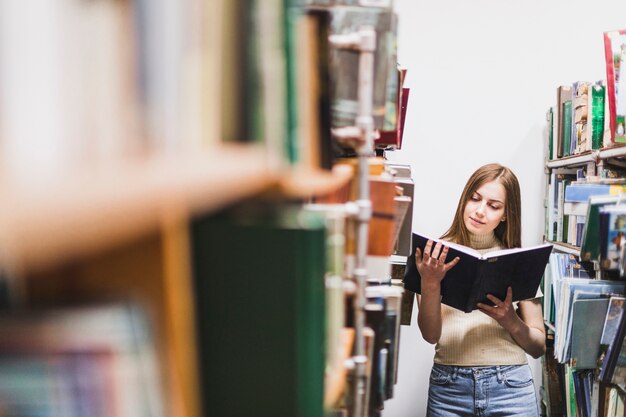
[433,232,537,366]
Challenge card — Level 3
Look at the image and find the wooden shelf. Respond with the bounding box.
[546,152,595,169]
[0,145,356,274]
[275,164,354,198]
[546,144,626,169]
[546,240,580,256]
[0,144,277,274]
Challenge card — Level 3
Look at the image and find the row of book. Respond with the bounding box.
[0,0,409,181]
[0,303,165,417]
[545,167,626,252]
[190,158,414,416]
[541,251,626,417]
[543,355,626,417]
[546,30,626,160]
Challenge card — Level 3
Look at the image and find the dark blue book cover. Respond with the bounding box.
[404,233,553,313]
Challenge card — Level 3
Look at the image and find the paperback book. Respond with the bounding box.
[403,233,552,313]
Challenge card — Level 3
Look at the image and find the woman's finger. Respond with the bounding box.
[443,256,460,272]
[415,247,422,265]
[423,240,433,259]
[485,294,502,306]
[505,287,513,304]
[431,241,442,259]
[438,245,449,263]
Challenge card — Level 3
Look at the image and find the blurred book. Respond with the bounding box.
[600,303,626,385]
[325,6,395,130]
[604,30,626,144]
[191,203,327,417]
[597,296,625,371]
[0,302,164,417]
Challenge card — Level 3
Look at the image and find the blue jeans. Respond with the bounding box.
[427,364,539,417]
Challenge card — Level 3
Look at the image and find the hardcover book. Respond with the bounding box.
[572,81,590,155]
[600,303,626,385]
[580,195,622,262]
[403,233,552,313]
[589,81,606,149]
[598,296,625,370]
[599,205,626,273]
[557,85,573,158]
[569,298,610,369]
[604,30,626,144]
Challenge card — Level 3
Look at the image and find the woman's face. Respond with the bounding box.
[463,179,507,235]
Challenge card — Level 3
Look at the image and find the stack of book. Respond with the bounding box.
[0,303,164,417]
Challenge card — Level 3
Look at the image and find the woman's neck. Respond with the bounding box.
[468,231,499,250]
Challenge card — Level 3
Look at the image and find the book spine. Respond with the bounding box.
[562,100,573,158]
[605,31,618,144]
[591,82,606,150]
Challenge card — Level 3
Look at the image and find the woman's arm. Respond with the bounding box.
[415,240,459,344]
[477,288,546,358]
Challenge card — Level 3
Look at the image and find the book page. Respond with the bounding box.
[483,243,553,259]
[413,232,481,258]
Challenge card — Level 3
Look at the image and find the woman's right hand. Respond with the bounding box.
[415,240,460,290]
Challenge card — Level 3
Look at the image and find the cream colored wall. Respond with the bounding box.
[384,1,626,415]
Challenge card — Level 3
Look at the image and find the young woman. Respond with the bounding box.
[409,163,545,417]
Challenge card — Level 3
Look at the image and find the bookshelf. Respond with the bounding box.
[0,145,356,275]
[546,144,626,170]
[542,68,626,414]
[0,1,407,417]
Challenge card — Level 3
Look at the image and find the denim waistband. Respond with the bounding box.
[433,363,525,378]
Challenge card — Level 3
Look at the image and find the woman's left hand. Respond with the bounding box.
[477,287,518,329]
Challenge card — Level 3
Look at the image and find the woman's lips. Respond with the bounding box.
[469,217,485,226]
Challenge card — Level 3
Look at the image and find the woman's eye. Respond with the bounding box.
[489,204,502,210]
[471,196,480,201]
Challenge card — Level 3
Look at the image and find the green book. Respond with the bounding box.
[580,195,622,262]
[562,100,573,157]
[570,298,610,369]
[590,83,606,150]
[191,204,326,417]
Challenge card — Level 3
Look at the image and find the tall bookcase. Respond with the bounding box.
[0,1,408,417]
[542,140,626,416]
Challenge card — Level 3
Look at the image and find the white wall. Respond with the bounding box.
[383,1,626,416]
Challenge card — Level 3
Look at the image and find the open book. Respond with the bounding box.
[403,233,553,313]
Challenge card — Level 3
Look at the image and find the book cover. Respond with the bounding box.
[364,299,386,412]
[569,298,610,369]
[191,204,327,417]
[554,279,625,363]
[600,304,626,385]
[580,195,622,262]
[564,183,626,203]
[598,296,625,370]
[557,85,573,158]
[590,81,606,150]
[554,85,572,158]
[572,81,589,155]
[403,233,552,313]
[562,98,573,157]
[604,30,626,144]
[386,164,414,257]
[599,206,626,272]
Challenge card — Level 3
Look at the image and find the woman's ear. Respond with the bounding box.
[501,217,506,222]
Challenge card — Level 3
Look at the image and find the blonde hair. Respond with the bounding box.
[441,163,521,248]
